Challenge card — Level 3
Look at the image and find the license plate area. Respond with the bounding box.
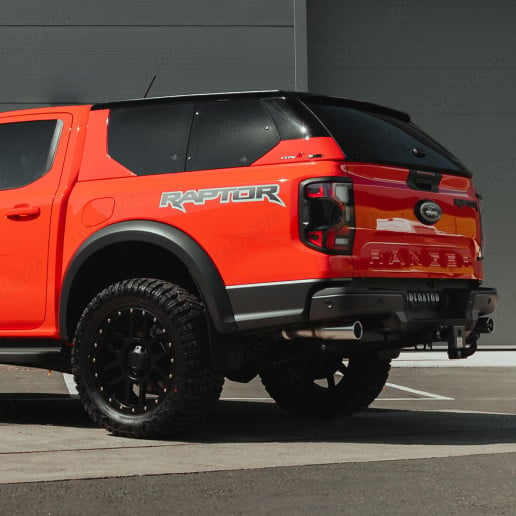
[406,290,442,312]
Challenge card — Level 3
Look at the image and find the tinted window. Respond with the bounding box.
[261,98,328,140]
[304,100,468,175]
[108,103,194,175]
[0,119,62,190]
[186,99,280,171]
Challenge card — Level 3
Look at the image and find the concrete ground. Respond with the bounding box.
[0,351,515,514]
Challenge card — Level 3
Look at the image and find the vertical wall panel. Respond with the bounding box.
[308,0,516,346]
[0,0,303,111]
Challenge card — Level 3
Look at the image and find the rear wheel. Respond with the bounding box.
[72,278,223,439]
[259,347,390,417]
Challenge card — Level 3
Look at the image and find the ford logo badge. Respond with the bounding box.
[416,200,442,225]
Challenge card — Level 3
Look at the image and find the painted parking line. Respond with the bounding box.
[308,371,454,401]
[220,397,273,401]
[62,351,516,398]
[64,374,451,404]
[380,382,454,401]
[63,373,78,396]
[394,351,516,367]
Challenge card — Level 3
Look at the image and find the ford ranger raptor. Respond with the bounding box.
[0,91,497,438]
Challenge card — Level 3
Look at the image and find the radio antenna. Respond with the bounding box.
[143,75,157,98]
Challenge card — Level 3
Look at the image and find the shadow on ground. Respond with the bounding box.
[1,394,515,446]
[0,395,95,428]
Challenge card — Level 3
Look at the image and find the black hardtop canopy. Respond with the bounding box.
[91,90,410,122]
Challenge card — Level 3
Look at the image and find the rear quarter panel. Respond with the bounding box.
[63,110,354,286]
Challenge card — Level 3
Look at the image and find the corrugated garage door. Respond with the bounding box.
[0,0,306,112]
[308,0,516,346]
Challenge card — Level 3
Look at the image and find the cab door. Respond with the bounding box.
[0,113,72,329]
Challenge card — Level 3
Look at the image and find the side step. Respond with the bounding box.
[0,341,69,372]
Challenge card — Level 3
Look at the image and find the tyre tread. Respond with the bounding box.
[260,353,391,417]
[72,278,223,439]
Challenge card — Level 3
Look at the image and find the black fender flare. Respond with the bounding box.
[59,220,236,338]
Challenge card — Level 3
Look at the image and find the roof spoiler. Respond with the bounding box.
[298,94,411,123]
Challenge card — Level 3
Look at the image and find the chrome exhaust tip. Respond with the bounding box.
[282,321,363,341]
[476,317,494,334]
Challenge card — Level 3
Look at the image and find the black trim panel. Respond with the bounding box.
[0,340,65,370]
[60,220,236,338]
[407,169,442,192]
[227,279,350,330]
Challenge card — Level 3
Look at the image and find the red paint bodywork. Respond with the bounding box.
[0,103,485,338]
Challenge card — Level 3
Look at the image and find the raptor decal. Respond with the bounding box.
[159,184,286,212]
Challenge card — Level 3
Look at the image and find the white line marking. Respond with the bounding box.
[220,397,272,401]
[337,371,452,400]
[62,377,452,402]
[394,351,516,368]
[63,373,78,396]
[376,398,455,401]
[386,382,454,400]
[426,408,516,416]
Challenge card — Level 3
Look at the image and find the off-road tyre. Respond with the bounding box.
[72,278,224,439]
[259,348,390,417]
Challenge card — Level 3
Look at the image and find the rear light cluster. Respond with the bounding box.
[300,179,355,254]
[477,191,485,259]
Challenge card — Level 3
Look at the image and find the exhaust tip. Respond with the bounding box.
[477,317,494,334]
[352,321,363,340]
[282,321,363,341]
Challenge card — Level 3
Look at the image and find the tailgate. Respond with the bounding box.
[346,163,483,279]
[301,95,483,280]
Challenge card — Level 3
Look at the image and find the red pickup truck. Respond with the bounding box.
[0,91,497,438]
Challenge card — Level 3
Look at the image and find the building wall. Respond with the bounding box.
[3,0,512,346]
[308,0,516,346]
[0,0,306,112]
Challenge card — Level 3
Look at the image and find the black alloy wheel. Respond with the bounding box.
[90,306,174,416]
[72,278,223,439]
[259,347,391,417]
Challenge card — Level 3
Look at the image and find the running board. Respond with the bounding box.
[0,341,69,372]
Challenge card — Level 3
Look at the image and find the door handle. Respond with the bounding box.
[6,204,41,219]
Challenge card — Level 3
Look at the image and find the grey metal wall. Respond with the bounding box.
[0,0,307,112]
[308,0,516,346]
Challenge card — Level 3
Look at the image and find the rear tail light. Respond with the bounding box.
[300,179,355,254]
[477,191,485,259]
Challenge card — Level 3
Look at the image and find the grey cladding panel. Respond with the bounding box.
[0,27,295,107]
[308,0,516,24]
[308,68,515,118]
[0,0,293,26]
[310,25,513,70]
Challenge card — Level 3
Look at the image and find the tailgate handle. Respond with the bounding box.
[406,169,442,192]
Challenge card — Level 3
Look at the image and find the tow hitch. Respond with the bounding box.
[447,325,474,359]
[447,317,493,359]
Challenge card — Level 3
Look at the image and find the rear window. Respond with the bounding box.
[108,103,194,175]
[303,99,469,175]
[186,98,280,171]
[261,97,328,140]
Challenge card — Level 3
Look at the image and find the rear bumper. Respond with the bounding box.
[227,279,497,335]
[309,286,497,334]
